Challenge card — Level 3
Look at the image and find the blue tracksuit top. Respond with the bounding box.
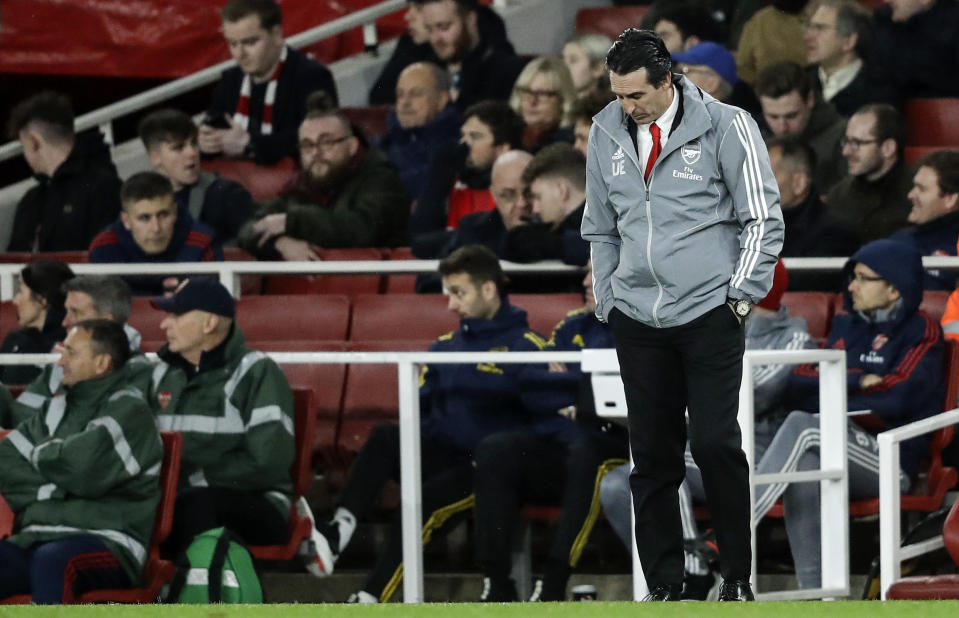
[787,239,944,477]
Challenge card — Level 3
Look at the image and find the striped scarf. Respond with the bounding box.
[233,45,288,135]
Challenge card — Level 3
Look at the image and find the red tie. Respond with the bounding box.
[645,123,661,184]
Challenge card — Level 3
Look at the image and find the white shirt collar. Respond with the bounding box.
[818,59,863,102]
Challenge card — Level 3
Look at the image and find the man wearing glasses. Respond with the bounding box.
[752,238,944,590]
[826,103,913,244]
[238,108,409,260]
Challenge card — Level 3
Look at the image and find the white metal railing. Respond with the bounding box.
[3,255,959,302]
[879,408,959,600]
[0,259,581,301]
[0,0,408,165]
[4,255,959,302]
[583,347,849,601]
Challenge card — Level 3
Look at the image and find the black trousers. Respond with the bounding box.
[168,487,289,555]
[473,429,626,577]
[338,423,474,601]
[608,304,750,585]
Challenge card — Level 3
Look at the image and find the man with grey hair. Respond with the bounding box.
[6,275,151,428]
[238,108,409,259]
[374,62,461,200]
[804,0,876,117]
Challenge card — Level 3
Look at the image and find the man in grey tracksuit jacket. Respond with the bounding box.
[581,29,783,600]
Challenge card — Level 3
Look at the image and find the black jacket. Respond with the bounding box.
[807,64,883,118]
[206,46,338,164]
[368,4,516,105]
[781,191,859,291]
[173,171,256,246]
[9,130,121,252]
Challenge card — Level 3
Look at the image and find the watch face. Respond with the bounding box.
[735,301,750,317]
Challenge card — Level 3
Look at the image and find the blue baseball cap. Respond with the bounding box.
[150,278,235,319]
[672,41,738,87]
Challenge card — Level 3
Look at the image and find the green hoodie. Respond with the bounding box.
[0,367,163,583]
[149,325,294,518]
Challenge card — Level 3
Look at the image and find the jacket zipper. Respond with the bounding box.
[645,173,664,328]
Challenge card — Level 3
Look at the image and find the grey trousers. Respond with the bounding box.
[752,410,910,589]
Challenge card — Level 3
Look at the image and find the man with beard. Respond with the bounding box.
[419,0,526,111]
[238,108,409,260]
[826,103,913,244]
[139,108,255,246]
[410,100,524,258]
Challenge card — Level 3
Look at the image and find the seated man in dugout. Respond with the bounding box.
[9,275,152,428]
[0,320,163,603]
[753,239,944,590]
[146,280,311,563]
[88,171,223,296]
[304,244,554,603]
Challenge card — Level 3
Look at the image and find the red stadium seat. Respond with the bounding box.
[384,246,418,294]
[237,295,351,342]
[904,145,943,166]
[349,294,458,341]
[337,340,433,459]
[342,106,391,141]
[256,341,348,470]
[0,301,19,340]
[248,389,319,563]
[511,293,583,338]
[262,248,385,296]
[921,291,951,323]
[223,247,263,296]
[126,298,166,345]
[200,157,297,202]
[780,292,835,341]
[904,98,959,147]
[0,251,88,264]
[575,7,649,40]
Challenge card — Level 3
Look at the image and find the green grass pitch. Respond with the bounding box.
[1,602,958,617]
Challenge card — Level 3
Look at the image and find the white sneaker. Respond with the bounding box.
[295,496,337,577]
[346,590,379,604]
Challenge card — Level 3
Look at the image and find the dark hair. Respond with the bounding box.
[7,91,75,143]
[62,276,133,324]
[854,103,905,153]
[462,100,524,149]
[754,61,812,100]
[75,319,131,372]
[410,0,477,16]
[221,0,282,30]
[522,142,587,190]
[138,108,198,151]
[916,150,959,197]
[570,89,615,126]
[21,259,75,310]
[120,171,174,207]
[438,244,508,295]
[654,3,723,44]
[766,135,816,177]
[605,28,673,88]
[822,0,873,59]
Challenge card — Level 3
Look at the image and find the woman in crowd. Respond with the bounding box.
[509,56,577,154]
[0,260,74,385]
[562,32,612,98]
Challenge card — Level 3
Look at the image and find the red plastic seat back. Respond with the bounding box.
[262,248,385,296]
[200,157,297,202]
[342,105,391,141]
[904,98,959,146]
[384,246,418,294]
[781,292,835,341]
[575,7,649,40]
[921,291,951,324]
[511,294,583,339]
[236,295,350,342]
[349,294,458,341]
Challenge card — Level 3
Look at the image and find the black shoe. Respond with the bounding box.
[479,577,517,602]
[642,584,682,601]
[718,579,755,601]
[681,571,717,600]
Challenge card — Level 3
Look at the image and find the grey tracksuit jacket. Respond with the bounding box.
[582,76,784,328]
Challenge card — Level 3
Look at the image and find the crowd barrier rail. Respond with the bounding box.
[4,255,959,301]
